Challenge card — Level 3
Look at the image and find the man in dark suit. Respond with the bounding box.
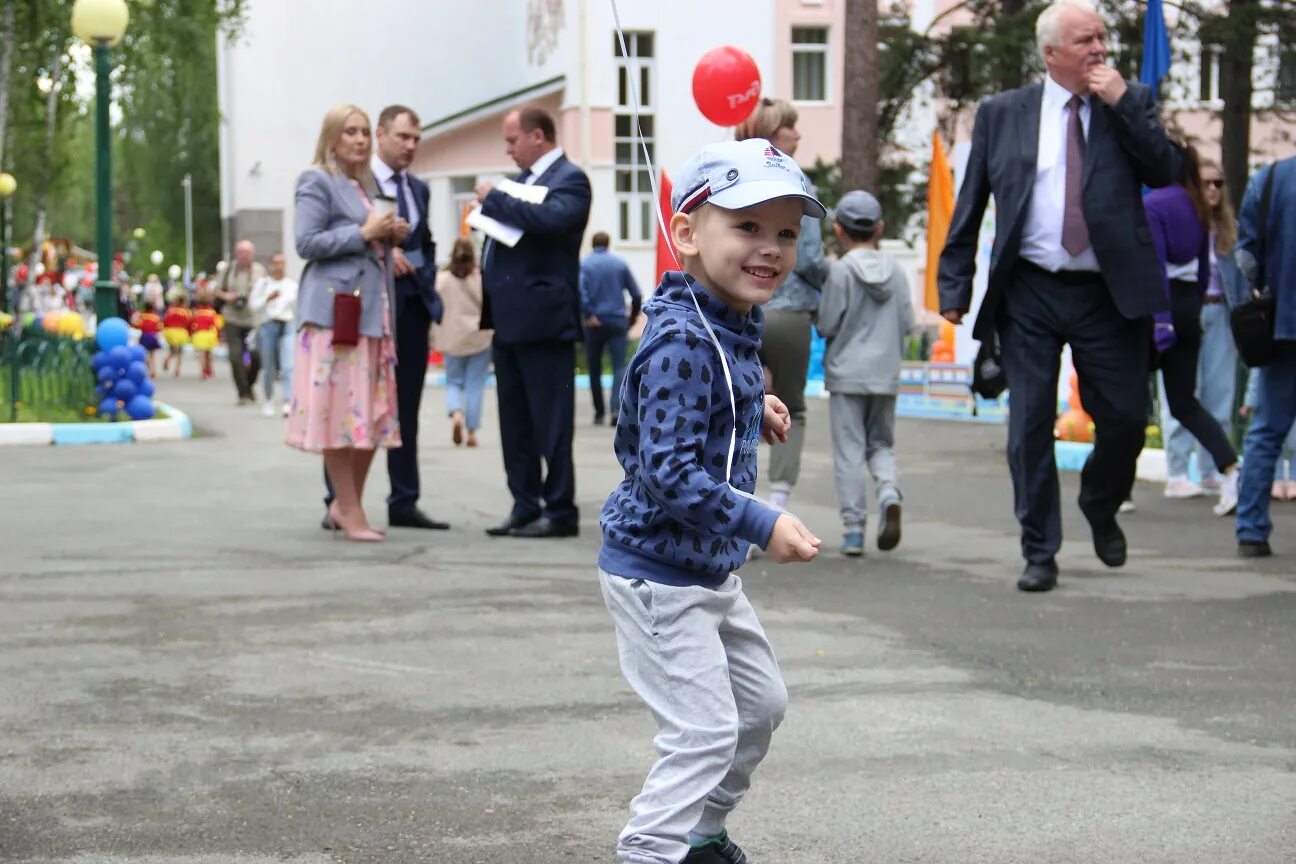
[322,104,449,532]
[938,0,1181,592]
[477,105,591,538]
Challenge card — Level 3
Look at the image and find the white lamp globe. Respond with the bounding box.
[71,0,130,48]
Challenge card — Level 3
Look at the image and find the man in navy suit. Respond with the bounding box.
[322,104,448,532]
[477,105,591,538]
[937,0,1180,592]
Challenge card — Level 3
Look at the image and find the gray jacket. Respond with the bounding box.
[817,248,915,394]
[294,168,393,340]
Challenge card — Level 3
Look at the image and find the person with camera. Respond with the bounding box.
[215,239,267,405]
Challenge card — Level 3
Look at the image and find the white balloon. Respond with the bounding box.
[168,264,182,280]
[149,250,164,266]
[215,260,227,273]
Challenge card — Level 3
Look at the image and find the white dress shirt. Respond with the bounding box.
[370,154,419,231]
[1020,76,1101,273]
[524,147,564,184]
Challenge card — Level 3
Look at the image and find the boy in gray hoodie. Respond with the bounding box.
[817,190,916,557]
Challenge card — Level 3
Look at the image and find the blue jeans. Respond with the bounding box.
[444,348,492,431]
[258,319,295,402]
[1236,354,1296,542]
[1159,301,1237,479]
[584,322,629,420]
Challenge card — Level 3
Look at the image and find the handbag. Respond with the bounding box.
[971,330,1007,399]
[332,288,362,347]
[1229,165,1278,367]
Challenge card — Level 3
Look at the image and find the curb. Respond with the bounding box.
[0,401,192,446]
[1055,440,1170,484]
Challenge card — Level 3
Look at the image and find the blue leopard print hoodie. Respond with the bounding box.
[598,271,781,588]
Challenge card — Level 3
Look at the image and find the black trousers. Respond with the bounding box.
[387,297,433,516]
[324,295,432,515]
[999,263,1150,564]
[223,323,260,400]
[1159,279,1237,472]
[493,339,577,526]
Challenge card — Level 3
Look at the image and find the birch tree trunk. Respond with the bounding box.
[842,0,880,194]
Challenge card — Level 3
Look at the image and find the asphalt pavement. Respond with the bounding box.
[1,362,1293,864]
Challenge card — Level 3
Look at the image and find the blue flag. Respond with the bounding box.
[1140,0,1171,96]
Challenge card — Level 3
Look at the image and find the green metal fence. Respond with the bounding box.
[0,328,97,423]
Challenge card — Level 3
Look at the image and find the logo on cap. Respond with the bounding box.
[726,169,739,181]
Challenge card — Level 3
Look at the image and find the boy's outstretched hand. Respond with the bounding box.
[762,394,791,444]
[766,513,821,563]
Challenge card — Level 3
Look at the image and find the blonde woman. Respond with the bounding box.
[1158,158,1250,500]
[432,237,493,447]
[286,104,410,542]
[735,98,829,512]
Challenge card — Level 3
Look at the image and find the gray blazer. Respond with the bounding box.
[294,168,393,340]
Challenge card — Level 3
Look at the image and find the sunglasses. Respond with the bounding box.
[1204,179,1225,188]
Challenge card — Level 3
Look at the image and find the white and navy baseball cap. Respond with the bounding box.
[671,138,827,219]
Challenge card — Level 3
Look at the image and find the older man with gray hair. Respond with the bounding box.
[215,239,267,405]
[937,0,1181,592]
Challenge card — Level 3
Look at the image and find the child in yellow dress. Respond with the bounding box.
[189,290,223,380]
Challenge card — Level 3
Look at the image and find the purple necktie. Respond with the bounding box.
[1061,95,1089,257]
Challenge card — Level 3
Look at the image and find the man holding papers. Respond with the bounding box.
[477,105,592,538]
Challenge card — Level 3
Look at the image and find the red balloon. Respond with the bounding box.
[692,46,762,127]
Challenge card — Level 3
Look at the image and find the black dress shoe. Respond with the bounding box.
[1017,560,1059,592]
[388,509,450,530]
[508,518,579,538]
[485,515,537,537]
[1091,518,1127,567]
[1238,539,1273,558]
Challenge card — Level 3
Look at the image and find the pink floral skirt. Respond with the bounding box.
[284,325,402,452]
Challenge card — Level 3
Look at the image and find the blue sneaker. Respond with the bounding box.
[842,530,864,557]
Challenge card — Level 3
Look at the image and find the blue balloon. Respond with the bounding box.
[91,351,110,371]
[139,379,156,398]
[128,344,147,364]
[108,345,132,371]
[112,378,138,402]
[32,315,43,331]
[98,397,119,418]
[97,365,117,385]
[125,394,155,421]
[96,317,130,350]
[126,361,148,385]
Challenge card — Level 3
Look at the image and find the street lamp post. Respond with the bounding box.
[0,173,15,314]
[182,173,194,281]
[71,0,129,324]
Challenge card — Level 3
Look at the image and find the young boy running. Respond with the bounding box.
[598,138,825,864]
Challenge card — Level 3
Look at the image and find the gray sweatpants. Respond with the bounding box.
[599,569,788,864]
[829,392,901,529]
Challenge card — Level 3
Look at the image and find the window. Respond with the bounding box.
[614,31,655,243]
[1279,47,1296,104]
[1199,44,1222,102]
[792,26,829,103]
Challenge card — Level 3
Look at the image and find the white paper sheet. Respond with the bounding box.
[466,207,523,248]
[497,178,549,204]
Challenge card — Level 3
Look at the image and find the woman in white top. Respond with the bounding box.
[249,251,299,417]
[432,237,493,446]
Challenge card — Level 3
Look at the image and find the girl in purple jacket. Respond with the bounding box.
[1144,143,1240,516]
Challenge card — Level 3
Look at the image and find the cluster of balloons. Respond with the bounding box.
[91,317,156,421]
[36,309,87,340]
[692,46,762,127]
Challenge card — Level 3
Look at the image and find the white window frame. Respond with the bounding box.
[614,31,656,244]
[791,26,830,105]
[1198,44,1224,107]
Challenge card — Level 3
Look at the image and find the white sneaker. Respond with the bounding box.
[282,401,291,417]
[261,400,276,418]
[1119,499,1137,514]
[1163,475,1204,499]
[1200,473,1223,492]
[1213,471,1239,517]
